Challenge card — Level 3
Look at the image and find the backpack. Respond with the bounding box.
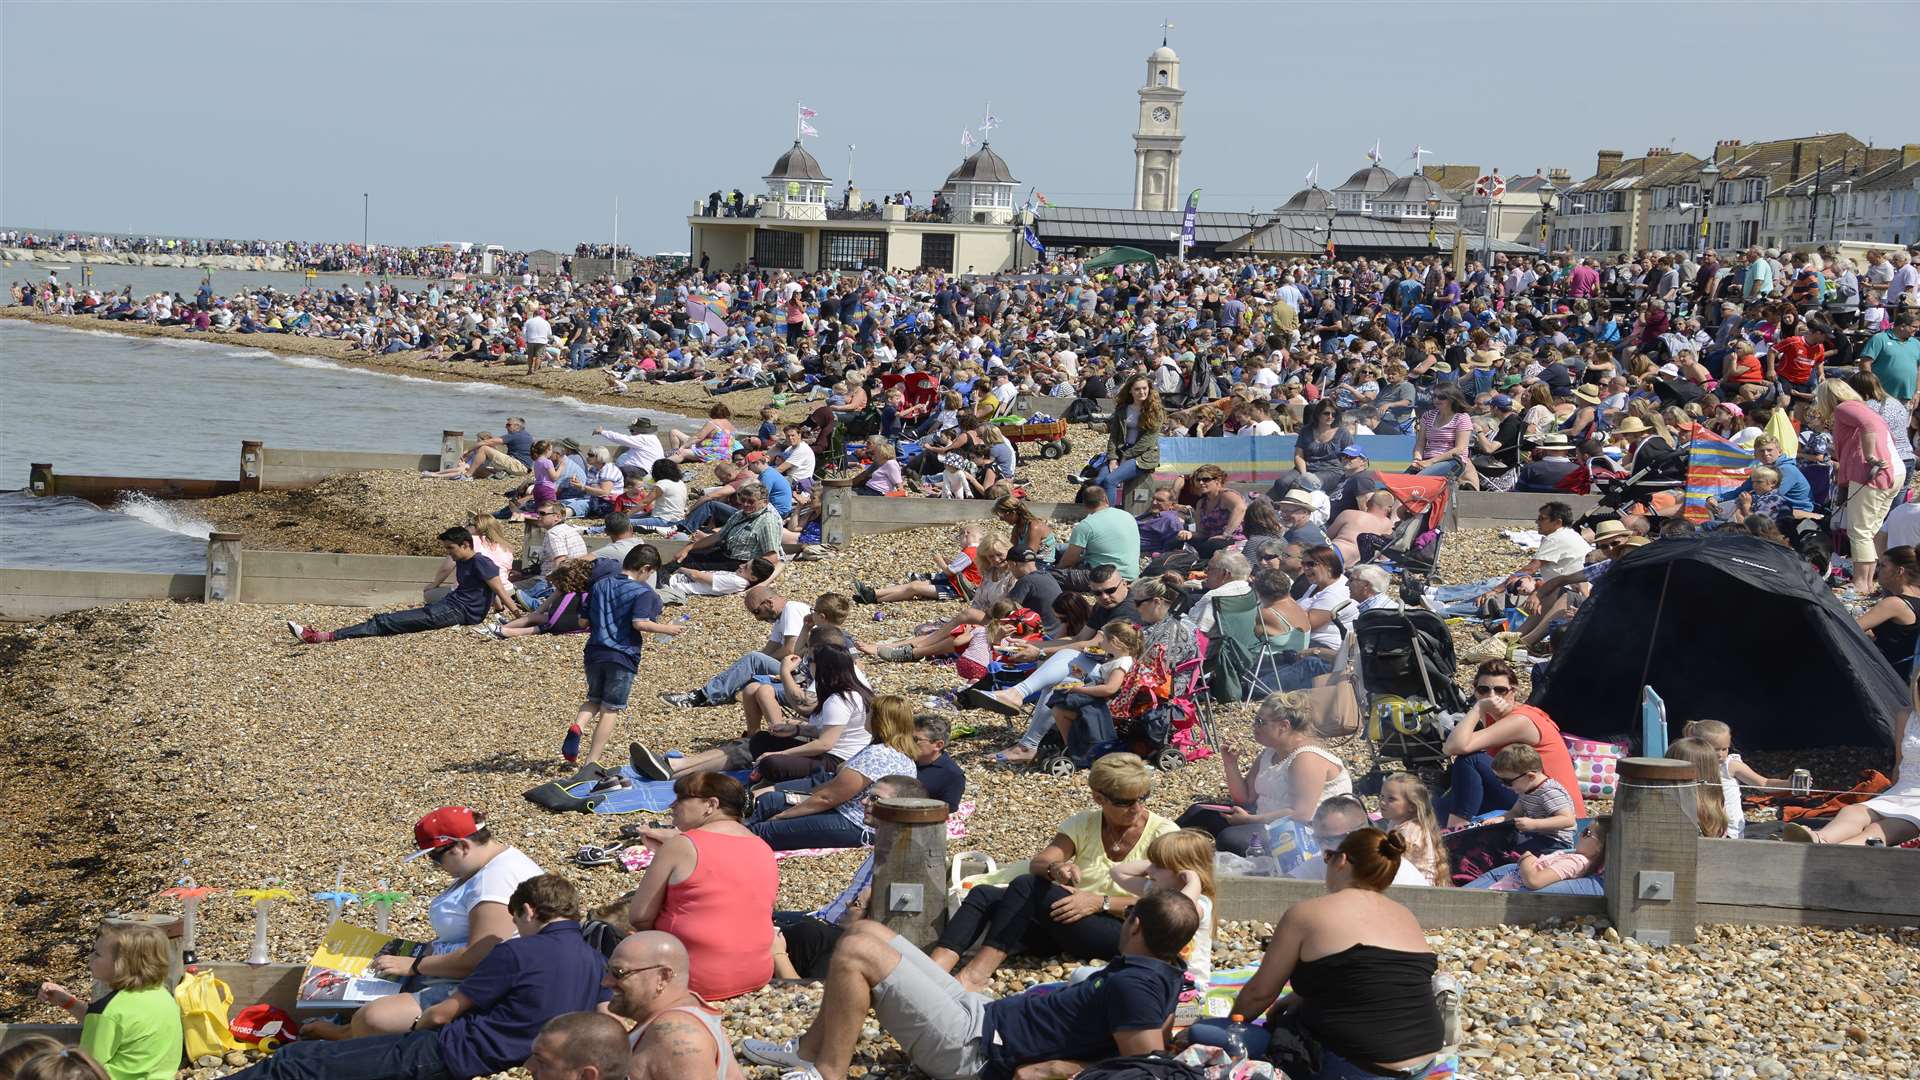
[1074,1053,1208,1080]
[174,967,243,1061]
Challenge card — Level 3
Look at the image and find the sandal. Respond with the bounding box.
[1780,822,1821,843]
[958,687,1020,717]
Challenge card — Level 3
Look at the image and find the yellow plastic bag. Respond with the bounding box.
[174,968,241,1061]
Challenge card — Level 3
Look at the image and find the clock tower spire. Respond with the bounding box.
[1132,38,1184,212]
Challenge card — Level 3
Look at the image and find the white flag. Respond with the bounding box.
[800,119,819,138]
[961,129,975,148]
[1305,162,1319,187]
[798,104,818,120]
[1366,140,1382,164]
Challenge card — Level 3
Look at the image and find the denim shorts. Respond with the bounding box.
[411,977,461,1010]
[584,661,636,710]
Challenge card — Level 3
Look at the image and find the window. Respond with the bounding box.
[1715,221,1732,249]
[821,230,887,271]
[753,229,804,269]
[1717,181,1737,205]
[1740,220,1760,247]
[920,233,955,272]
[1744,179,1767,203]
[1678,184,1699,206]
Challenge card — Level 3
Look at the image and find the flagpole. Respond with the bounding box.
[613,196,620,280]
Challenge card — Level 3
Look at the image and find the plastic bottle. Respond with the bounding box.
[1244,824,1267,858]
[1218,1014,1253,1061]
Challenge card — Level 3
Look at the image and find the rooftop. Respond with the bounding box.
[765,140,828,182]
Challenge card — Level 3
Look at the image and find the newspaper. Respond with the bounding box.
[296,921,429,1007]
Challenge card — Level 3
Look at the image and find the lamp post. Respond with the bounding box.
[1808,157,1826,244]
[1426,196,1439,251]
[1831,179,1852,243]
[1538,180,1556,256]
[1697,160,1720,256]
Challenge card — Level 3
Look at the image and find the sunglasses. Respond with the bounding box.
[1097,584,1128,597]
[1474,684,1512,696]
[1099,793,1145,808]
[606,962,669,982]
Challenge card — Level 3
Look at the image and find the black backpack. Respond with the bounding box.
[1072,1054,1207,1080]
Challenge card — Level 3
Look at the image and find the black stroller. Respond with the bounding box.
[1350,605,1469,788]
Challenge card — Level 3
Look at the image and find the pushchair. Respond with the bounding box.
[1358,474,1454,584]
[1036,632,1218,776]
[1350,605,1469,788]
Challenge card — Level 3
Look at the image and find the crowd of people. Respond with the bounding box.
[13,236,1920,1080]
[1,230,525,279]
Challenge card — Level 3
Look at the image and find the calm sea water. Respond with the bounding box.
[0,319,686,572]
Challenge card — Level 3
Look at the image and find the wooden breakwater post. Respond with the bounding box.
[240,440,263,492]
[868,797,950,947]
[819,478,855,549]
[204,532,244,604]
[1605,757,1702,946]
[440,430,466,471]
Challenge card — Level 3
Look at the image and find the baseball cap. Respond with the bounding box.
[1339,446,1369,459]
[1492,394,1514,409]
[1007,545,1039,562]
[409,806,483,860]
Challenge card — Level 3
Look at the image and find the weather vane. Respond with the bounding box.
[1160,18,1174,45]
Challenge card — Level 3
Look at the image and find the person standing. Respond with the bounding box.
[524,309,553,373]
[289,527,519,644]
[1862,312,1920,407]
[566,545,682,772]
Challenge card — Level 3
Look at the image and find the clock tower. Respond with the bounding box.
[1132,43,1184,212]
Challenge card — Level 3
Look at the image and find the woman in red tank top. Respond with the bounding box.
[1435,659,1588,826]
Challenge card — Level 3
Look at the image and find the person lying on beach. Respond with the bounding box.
[290,526,520,643]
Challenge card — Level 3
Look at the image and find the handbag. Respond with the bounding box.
[1303,669,1361,739]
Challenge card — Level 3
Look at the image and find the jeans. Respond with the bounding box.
[226,1031,452,1080]
[629,515,681,530]
[515,577,554,611]
[1177,803,1269,857]
[684,500,739,533]
[1463,864,1604,894]
[701,651,783,704]
[1432,752,1518,822]
[748,790,869,850]
[1050,691,1116,765]
[331,598,473,639]
[1270,653,1332,692]
[934,874,1124,960]
[1012,651,1095,749]
[1427,576,1506,604]
[1416,458,1466,478]
[1093,456,1144,507]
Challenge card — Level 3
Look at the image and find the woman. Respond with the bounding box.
[308,807,542,1038]
[980,423,1018,479]
[1250,568,1313,694]
[746,694,920,850]
[636,643,873,783]
[1133,576,1200,696]
[995,492,1056,562]
[1786,669,1920,846]
[1859,546,1920,682]
[484,557,593,638]
[1268,546,1349,692]
[1850,368,1915,478]
[863,537,1014,661]
[1093,374,1163,506]
[1187,464,1247,560]
[1291,400,1352,492]
[1435,660,1587,827]
[666,403,736,464]
[626,772,778,1000]
[851,441,904,496]
[1519,382,1558,438]
[1818,379,1904,592]
[630,458,689,529]
[914,413,982,477]
[1411,389,1474,484]
[928,753,1178,991]
[1207,830,1446,1079]
[1177,693,1352,855]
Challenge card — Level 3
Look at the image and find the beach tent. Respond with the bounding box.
[1084,246,1159,272]
[1537,534,1903,753]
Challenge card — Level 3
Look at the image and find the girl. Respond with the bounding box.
[1665,737,1731,838]
[1379,773,1451,887]
[1682,719,1788,841]
[853,525,985,605]
[1048,621,1145,767]
[631,458,689,530]
[634,644,873,784]
[37,923,183,1080]
[866,598,1019,676]
[1110,829,1218,1021]
[1465,817,1609,894]
[483,558,593,642]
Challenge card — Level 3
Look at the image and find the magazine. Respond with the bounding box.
[297,921,429,1008]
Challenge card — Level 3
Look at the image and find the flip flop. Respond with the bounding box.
[1780,822,1820,843]
[958,687,1020,717]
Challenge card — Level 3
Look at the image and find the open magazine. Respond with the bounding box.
[297,921,429,1007]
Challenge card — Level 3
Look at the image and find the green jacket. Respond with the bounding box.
[1106,404,1160,470]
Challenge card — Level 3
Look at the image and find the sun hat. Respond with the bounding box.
[1592,519,1632,543]
[1276,488,1318,509]
[1612,416,1653,436]
[1572,385,1604,405]
[629,417,658,434]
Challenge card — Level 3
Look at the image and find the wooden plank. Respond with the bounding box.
[848,497,1085,534]
[235,577,438,608]
[1697,902,1920,931]
[1215,874,1604,928]
[239,551,447,584]
[260,448,439,471]
[1695,838,1920,919]
[0,569,206,622]
[37,475,242,504]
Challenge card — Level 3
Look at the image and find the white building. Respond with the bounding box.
[1132,44,1185,211]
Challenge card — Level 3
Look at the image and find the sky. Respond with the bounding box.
[4,1,1916,253]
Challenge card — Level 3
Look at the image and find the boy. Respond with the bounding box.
[564,545,684,774]
[749,404,782,450]
[289,527,517,643]
[1489,743,1579,853]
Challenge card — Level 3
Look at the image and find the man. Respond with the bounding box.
[1135,486,1188,557]
[519,502,590,608]
[1742,246,1774,302]
[290,526,518,643]
[1506,501,1592,585]
[1862,311,1920,407]
[1054,484,1141,586]
[569,545,681,772]
[658,555,778,607]
[1887,250,1919,313]
[527,1013,631,1080]
[1003,546,1064,636]
[1188,548,1253,635]
[1514,433,1579,493]
[500,417,536,470]
[593,513,645,569]
[742,890,1200,1080]
[524,308,553,372]
[660,584,811,708]
[674,482,783,573]
[596,418,664,474]
[1328,490,1397,568]
[231,876,607,1080]
[1274,489,1329,547]
[603,932,746,1080]
[912,713,966,810]
[1326,446,1380,517]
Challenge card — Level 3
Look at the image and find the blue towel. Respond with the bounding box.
[590,769,754,814]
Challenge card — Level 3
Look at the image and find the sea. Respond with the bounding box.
[0,316,686,573]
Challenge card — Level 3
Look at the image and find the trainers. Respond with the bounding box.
[780,1068,824,1080]
[795,543,828,561]
[659,690,707,709]
[287,621,327,644]
[878,643,917,662]
[629,743,673,782]
[561,724,582,764]
[741,1038,810,1070]
[1432,972,1462,1046]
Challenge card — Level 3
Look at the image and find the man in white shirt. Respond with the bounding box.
[522,309,553,373]
[1507,501,1592,585]
[516,502,589,608]
[777,425,816,489]
[1188,549,1253,635]
[596,418,663,473]
[1878,488,1920,553]
[661,585,812,708]
[1283,796,1428,886]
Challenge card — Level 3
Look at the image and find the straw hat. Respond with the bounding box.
[1571,385,1604,406]
[1612,416,1653,436]
[1592,519,1633,543]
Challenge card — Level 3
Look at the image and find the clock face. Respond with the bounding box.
[1152,106,1172,123]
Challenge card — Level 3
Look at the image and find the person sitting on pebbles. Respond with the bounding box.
[851,525,990,607]
[289,526,520,644]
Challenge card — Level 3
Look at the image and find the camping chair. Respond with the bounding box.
[1202,589,1262,703]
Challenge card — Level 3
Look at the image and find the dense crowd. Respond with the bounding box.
[10,239,1920,1080]
[1,230,523,278]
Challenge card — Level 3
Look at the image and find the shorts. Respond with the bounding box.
[411,978,460,1010]
[526,342,548,359]
[870,933,992,1080]
[584,660,636,710]
[933,576,971,600]
[1847,481,1900,564]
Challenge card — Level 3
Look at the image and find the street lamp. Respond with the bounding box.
[1697,160,1720,255]
[1538,180,1557,256]
[1426,196,1439,251]
[1831,179,1853,243]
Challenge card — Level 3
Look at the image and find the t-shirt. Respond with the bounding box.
[1068,507,1143,582]
[1719,755,1747,841]
[782,442,817,482]
[1882,502,1920,550]
[917,751,967,809]
[1059,809,1178,897]
[836,743,917,826]
[501,429,534,467]
[427,847,544,954]
[1511,777,1579,848]
[449,554,502,622]
[770,600,812,650]
[1863,331,1920,404]
[651,478,689,520]
[81,986,183,1080]
[758,467,795,516]
[979,955,1186,1073]
[435,921,611,1080]
[817,692,874,761]
[1301,578,1352,651]
[1489,851,1592,891]
[667,568,749,596]
[1533,527,1593,578]
[584,574,662,671]
[1008,570,1064,635]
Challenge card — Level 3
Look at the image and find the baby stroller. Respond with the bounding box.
[1036,633,1217,777]
[1358,475,1453,584]
[1350,605,1468,788]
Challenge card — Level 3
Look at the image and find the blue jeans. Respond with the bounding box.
[702,651,783,704]
[1416,458,1466,478]
[515,577,554,611]
[1433,752,1518,822]
[1093,456,1144,506]
[1012,650,1095,749]
[629,515,681,530]
[331,597,474,639]
[1464,864,1604,894]
[226,1031,452,1080]
[684,501,739,533]
[1270,653,1332,693]
[746,790,870,850]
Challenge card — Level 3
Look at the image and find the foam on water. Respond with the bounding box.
[109,492,216,540]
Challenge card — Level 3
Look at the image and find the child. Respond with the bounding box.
[1379,773,1452,887]
[1467,817,1609,893]
[37,923,183,1080]
[853,526,983,605]
[1665,737,1731,838]
[749,404,781,450]
[867,599,1018,676]
[1110,829,1218,1022]
[1488,743,1579,853]
[1048,621,1145,764]
[565,545,684,771]
[1683,719,1786,841]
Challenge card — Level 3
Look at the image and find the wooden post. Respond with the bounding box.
[99,914,185,992]
[28,463,54,497]
[1606,757,1701,946]
[204,532,244,604]
[239,440,264,492]
[440,430,466,471]
[819,477,856,549]
[522,520,548,575]
[868,797,950,948]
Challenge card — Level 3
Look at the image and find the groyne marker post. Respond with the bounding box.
[867,797,950,948]
[240,441,263,493]
[29,463,54,497]
[820,478,855,549]
[204,532,244,604]
[1606,757,1701,946]
[440,431,465,472]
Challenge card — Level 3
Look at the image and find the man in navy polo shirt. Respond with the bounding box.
[743,890,1199,1080]
[230,875,608,1080]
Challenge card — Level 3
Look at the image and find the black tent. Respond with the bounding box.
[1537,534,1903,752]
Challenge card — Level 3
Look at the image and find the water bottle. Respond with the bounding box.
[1244,824,1267,858]
[1219,1014,1253,1062]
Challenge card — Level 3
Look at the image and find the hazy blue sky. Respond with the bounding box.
[4,1,1915,252]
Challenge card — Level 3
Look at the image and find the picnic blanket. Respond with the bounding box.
[615,801,976,872]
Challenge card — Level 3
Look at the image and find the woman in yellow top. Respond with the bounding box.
[928,753,1177,992]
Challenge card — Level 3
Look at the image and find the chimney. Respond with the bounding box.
[1790,142,1805,181]
[1548,167,1572,184]
[1714,139,1742,165]
[1904,144,1920,169]
[1646,147,1671,157]
[1595,150,1624,179]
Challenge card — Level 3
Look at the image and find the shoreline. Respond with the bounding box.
[3,247,293,272]
[1,307,786,423]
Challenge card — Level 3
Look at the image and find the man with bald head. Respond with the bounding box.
[604,931,745,1080]
[660,584,813,708]
[528,1013,631,1080]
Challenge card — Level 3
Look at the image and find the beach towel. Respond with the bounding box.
[589,768,756,815]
